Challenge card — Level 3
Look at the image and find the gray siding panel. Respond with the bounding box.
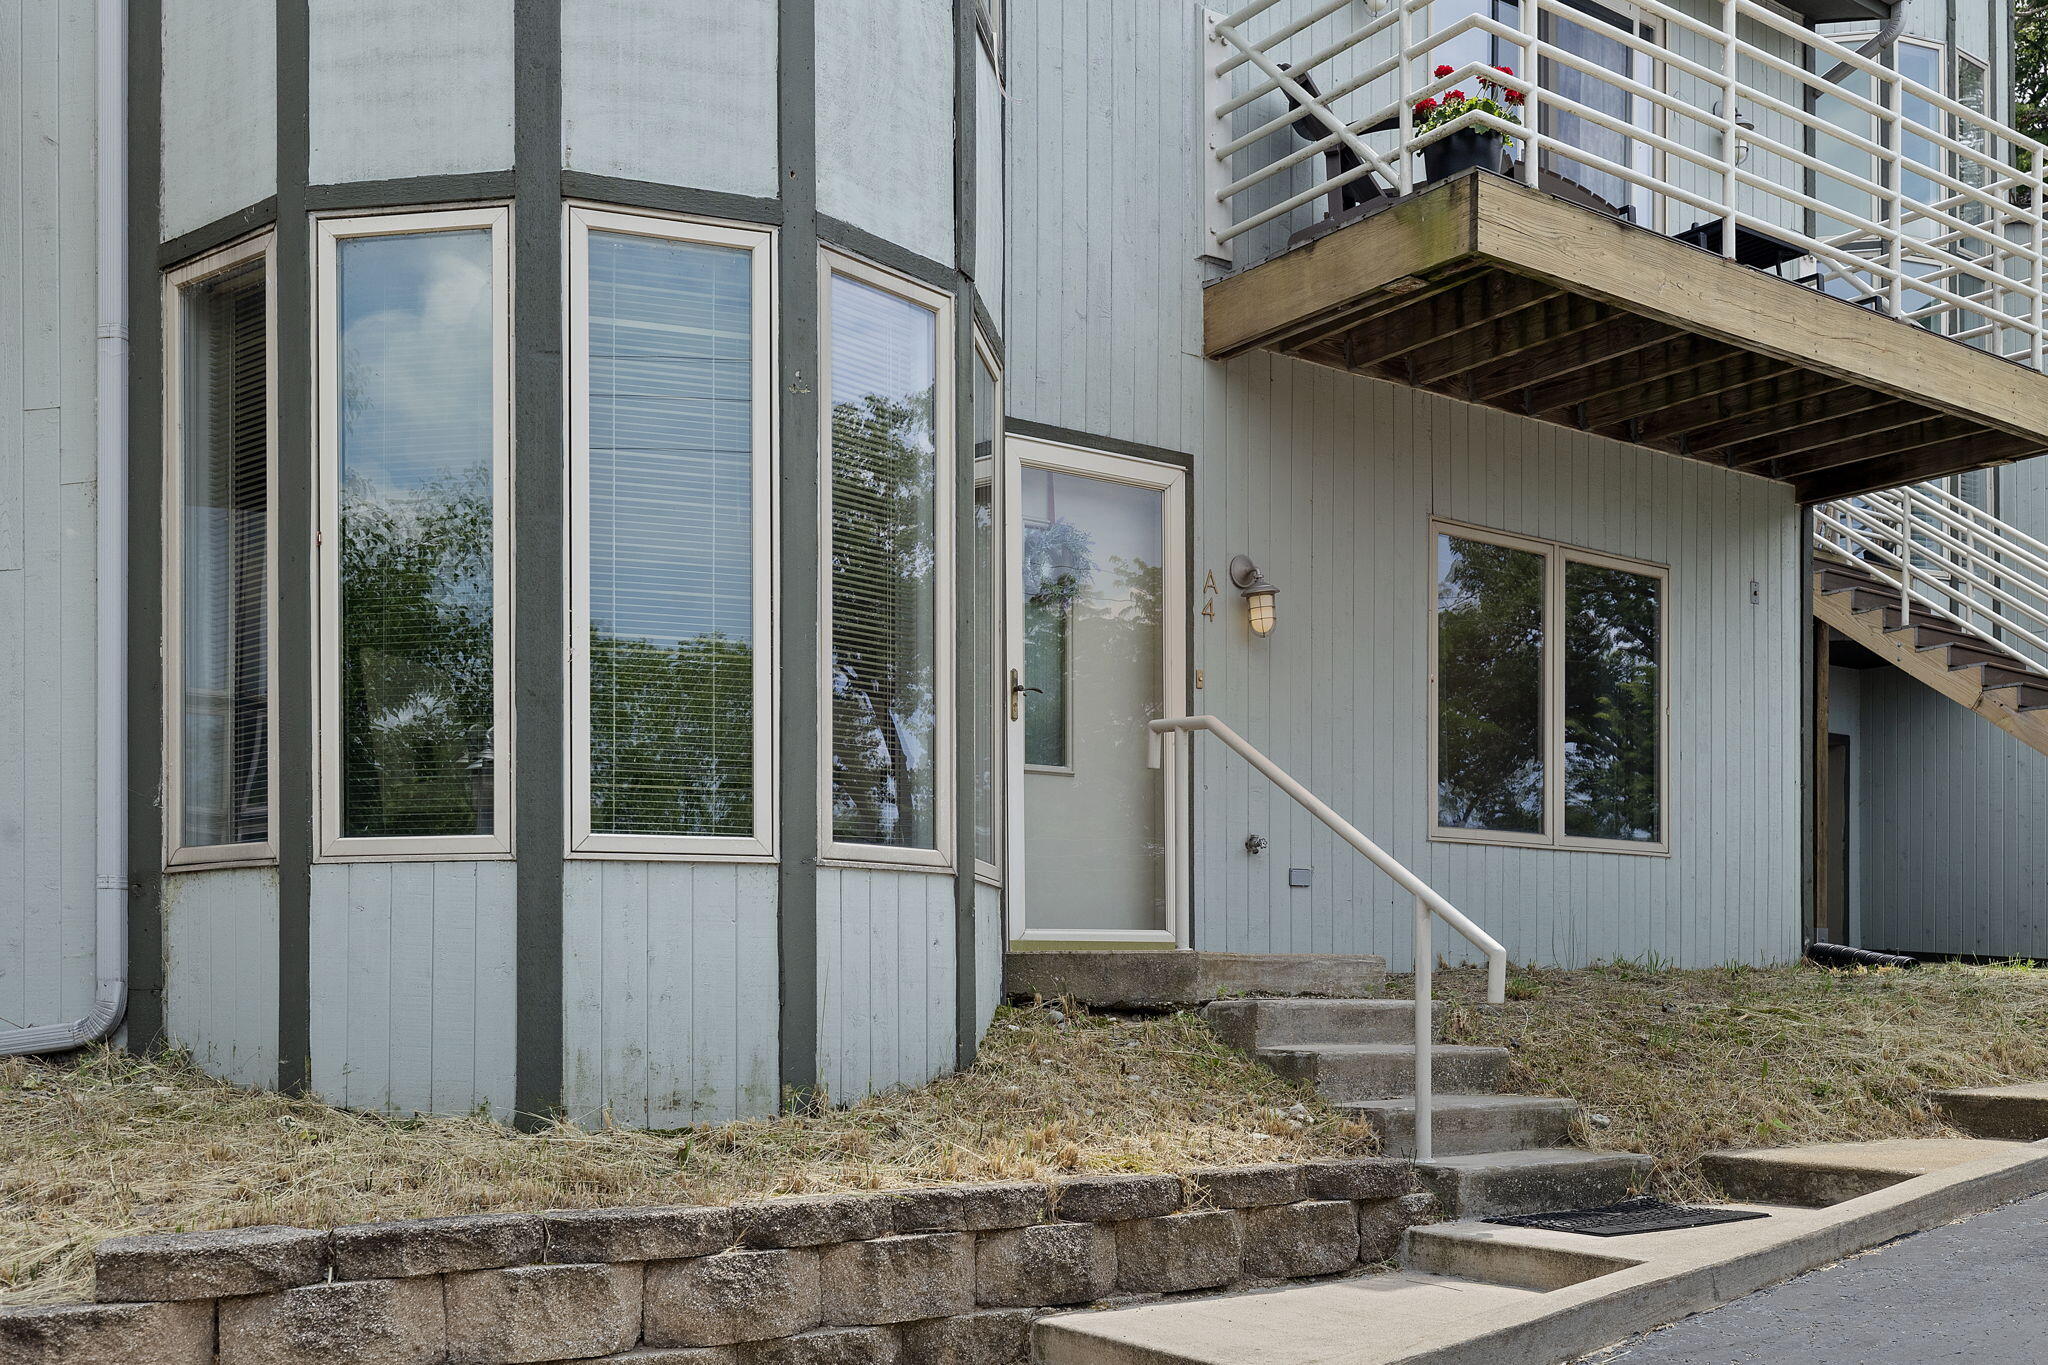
[1009,0,1803,970]
[560,860,780,1127]
[974,46,1002,322]
[815,0,954,266]
[974,879,1002,1038]
[816,867,957,1103]
[1855,666,2048,961]
[160,0,276,240]
[163,868,280,1087]
[561,0,778,197]
[307,861,517,1115]
[0,0,99,1034]
[308,0,514,185]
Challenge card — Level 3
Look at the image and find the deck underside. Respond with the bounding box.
[1205,173,2048,503]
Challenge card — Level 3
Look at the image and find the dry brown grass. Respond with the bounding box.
[0,1003,1371,1305]
[1430,958,2048,1201]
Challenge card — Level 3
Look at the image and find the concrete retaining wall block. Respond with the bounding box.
[643,1249,823,1348]
[94,1226,330,1302]
[820,1234,975,1326]
[1112,1211,1243,1294]
[443,1263,641,1364]
[217,1276,446,1365]
[974,1223,1115,1307]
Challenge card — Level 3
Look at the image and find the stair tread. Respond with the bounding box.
[1423,1147,1649,1171]
[1257,1042,1507,1057]
[1341,1094,1575,1114]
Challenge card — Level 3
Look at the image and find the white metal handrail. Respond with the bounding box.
[1815,483,2048,667]
[1148,714,1508,1163]
[1204,0,2048,362]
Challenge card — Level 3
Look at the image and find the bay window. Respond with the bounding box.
[820,253,955,865]
[316,209,511,857]
[165,234,276,864]
[568,208,776,857]
[1432,522,1667,851]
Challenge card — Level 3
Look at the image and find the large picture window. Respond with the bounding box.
[568,208,775,857]
[1432,522,1666,852]
[820,253,955,865]
[164,234,276,865]
[316,209,511,857]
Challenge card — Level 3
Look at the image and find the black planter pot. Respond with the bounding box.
[1421,128,1508,183]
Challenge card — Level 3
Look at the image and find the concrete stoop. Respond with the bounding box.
[1204,997,1648,1218]
[1003,951,1387,1009]
[1033,1136,2048,1365]
[1932,1081,2048,1141]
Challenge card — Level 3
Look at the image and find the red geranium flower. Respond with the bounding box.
[1447,88,1467,101]
[1504,88,1525,104]
[1413,96,1439,115]
[1434,63,1455,78]
[1495,64,1515,77]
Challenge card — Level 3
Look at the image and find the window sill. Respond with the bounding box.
[1429,829,1671,858]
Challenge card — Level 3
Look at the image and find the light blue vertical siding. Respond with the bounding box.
[0,0,100,1037]
[307,861,518,1115]
[815,867,957,1103]
[163,868,280,1087]
[561,861,780,1127]
[1008,0,1805,969]
[975,880,1003,1038]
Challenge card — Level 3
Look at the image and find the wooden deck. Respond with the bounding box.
[1204,172,2048,503]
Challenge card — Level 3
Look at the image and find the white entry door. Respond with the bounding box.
[1004,437,1187,946]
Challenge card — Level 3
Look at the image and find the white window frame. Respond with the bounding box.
[565,205,778,860]
[163,231,279,869]
[817,250,958,872]
[314,206,514,861]
[972,329,1004,886]
[1428,519,1671,856]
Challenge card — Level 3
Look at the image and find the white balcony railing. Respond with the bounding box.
[1203,0,2048,365]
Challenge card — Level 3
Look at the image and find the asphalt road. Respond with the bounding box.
[1581,1191,2048,1364]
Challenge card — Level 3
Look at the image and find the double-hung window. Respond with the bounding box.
[568,207,776,857]
[316,209,512,858]
[1431,522,1668,852]
[165,234,277,865]
[820,252,956,867]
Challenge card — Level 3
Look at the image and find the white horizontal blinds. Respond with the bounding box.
[1436,532,1545,834]
[336,230,498,840]
[585,229,757,837]
[971,352,999,868]
[1562,559,1661,842]
[828,272,941,849]
[178,263,269,848]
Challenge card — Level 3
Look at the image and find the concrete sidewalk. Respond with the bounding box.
[1582,1191,2048,1364]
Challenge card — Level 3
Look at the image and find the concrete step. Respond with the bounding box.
[1204,998,1437,1050]
[1932,1082,2048,1141]
[1256,1043,1509,1102]
[1340,1094,1579,1158]
[1412,1148,1654,1218]
[1005,950,1387,1009]
[1403,1221,1643,1291]
[1701,1138,2031,1208]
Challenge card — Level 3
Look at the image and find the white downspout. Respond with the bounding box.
[1,0,129,1055]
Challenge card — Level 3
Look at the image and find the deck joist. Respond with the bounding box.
[1205,172,2048,503]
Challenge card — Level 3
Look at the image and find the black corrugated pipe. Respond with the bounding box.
[1808,941,1920,970]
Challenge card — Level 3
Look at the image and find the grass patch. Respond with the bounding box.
[0,1003,1372,1305]
[1428,959,2048,1201]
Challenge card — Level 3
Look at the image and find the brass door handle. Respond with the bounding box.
[1009,669,1042,720]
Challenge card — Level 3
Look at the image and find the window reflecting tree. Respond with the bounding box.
[1436,535,1545,833]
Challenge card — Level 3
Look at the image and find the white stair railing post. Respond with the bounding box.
[1413,893,1434,1163]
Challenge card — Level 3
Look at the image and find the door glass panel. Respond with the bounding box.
[1436,533,1545,834]
[1019,467,1166,933]
[1540,0,1642,214]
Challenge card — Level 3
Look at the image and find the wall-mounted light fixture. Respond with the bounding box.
[1230,555,1279,637]
[1713,101,1758,165]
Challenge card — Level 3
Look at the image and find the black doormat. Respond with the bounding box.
[1483,1196,1771,1238]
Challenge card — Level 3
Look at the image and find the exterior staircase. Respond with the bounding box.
[1205,997,1651,1217]
[1814,484,2048,757]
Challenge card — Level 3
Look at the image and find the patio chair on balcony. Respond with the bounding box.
[1280,67,1397,245]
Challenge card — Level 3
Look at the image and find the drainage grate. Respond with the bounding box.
[1483,1196,1771,1238]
